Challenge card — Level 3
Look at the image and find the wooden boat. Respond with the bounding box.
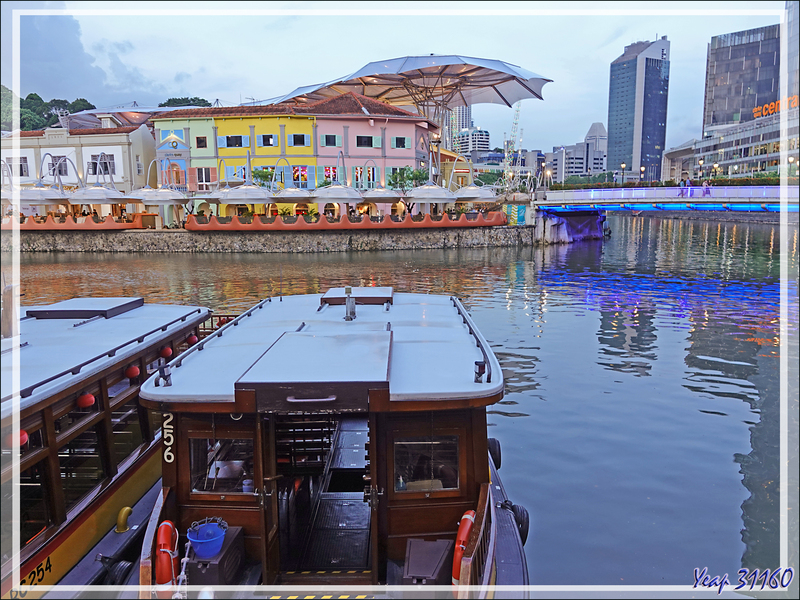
[0,295,210,598]
[136,286,529,597]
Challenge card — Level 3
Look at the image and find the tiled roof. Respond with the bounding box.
[294,92,421,118]
[12,126,140,137]
[151,92,425,121]
[151,105,296,119]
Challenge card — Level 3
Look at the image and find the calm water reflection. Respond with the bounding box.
[4,214,798,586]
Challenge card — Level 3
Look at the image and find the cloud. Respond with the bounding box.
[174,72,190,84]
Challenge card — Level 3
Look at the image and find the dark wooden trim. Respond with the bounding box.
[139,486,168,599]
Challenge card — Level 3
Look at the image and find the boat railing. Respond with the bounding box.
[139,486,169,600]
[456,482,495,596]
[174,298,273,368]
[13,308,207,400]
[450,297,494,383]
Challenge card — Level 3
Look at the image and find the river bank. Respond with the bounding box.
[1,224,542,253]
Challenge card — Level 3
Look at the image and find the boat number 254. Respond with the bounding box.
[163,412,175,463]
[9,556,52,597]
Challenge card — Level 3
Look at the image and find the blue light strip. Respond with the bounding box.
[542,204,798,213]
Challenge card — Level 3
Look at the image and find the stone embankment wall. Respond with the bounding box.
[2,226,544,253]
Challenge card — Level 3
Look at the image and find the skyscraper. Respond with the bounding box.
[701,24,780,135]
[448,106,473,151]
[607,37,670,181]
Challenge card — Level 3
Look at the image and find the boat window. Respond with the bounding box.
[190,437,255,494]
[111,399,144,467]
[393,436,459,492]
[59,426,105,512]
[16,462,50,548]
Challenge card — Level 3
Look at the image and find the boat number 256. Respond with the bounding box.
[163,413,175,463]
[9,556,52,597]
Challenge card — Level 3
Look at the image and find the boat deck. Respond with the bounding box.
[295,416,370,573]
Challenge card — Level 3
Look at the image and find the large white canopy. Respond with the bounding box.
[257,54,552,115]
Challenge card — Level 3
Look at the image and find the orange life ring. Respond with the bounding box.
[451,510,476,585]
[155,520,179,586]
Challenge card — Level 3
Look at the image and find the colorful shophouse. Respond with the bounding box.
[150,93,436,219]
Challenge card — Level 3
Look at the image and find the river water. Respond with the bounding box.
[3,214,798,589]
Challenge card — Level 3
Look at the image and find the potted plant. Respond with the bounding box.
[278,206,296,224]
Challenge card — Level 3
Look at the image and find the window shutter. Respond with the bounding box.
[304,134,310,147]
[272,135,279,148]
[391,137,397,149]
[287,135,294,147]
[217,136,227,148]
[336,135,342,147]
[405,137,412,149]
[243,135,250,148]
[375,167,380,186]
[373,136,381,148]
[320,134,327,147]
[210,167,218,183]
[225,166,235,180]
[307,166,315,187]
[256,135,264,147]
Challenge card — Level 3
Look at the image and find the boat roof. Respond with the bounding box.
[1,298,211,419]
[139,289,503,406]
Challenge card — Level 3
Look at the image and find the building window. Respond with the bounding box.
[258,134,277,147]
[323,166,339,183]
[48,155,68,176]
[288,134,310,147]
[226,135,243,148]
[197,167,213,184]
[293,166,310,188]
[321,134,342,147]
[196,137,207,149]
[356,135,381,148]
[353,166,377,189]
[391,137,411,149]
[87,154,115,175]
[5,157,29,177]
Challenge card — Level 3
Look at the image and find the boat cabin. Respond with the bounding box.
[1,296,209,597]
[138,288,508,589]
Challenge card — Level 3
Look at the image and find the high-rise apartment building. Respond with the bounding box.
[446,106,473,151]
[454,127,490,157]
[607,37,670,181]
[702,24,781,136]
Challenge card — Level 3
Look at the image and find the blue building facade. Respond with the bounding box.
[607,37,670,182]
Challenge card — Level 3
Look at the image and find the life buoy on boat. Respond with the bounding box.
[451,510,476,585]
[154,520,179,589]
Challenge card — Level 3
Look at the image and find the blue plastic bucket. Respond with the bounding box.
[187,518,227,559]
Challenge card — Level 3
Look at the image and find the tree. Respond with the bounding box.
[19,108,46,131]
[68,98,95,113]
[386,166,428,213]
[159,97,212,108]
[476,172,501,186]
[1,85,17,130]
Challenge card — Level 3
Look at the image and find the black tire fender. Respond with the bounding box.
[488,437,501,470]
[511,504,529,546]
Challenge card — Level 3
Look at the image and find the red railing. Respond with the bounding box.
[184,212,507,231]
[2,214,146,230]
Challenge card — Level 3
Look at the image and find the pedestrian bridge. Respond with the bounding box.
[534,185,798,213]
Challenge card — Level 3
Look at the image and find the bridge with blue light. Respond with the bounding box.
[533,185,798,213]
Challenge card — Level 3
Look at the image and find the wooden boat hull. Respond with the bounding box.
[1,441,161,599]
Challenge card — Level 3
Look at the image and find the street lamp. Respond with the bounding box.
[713,163,719,179]
[640,165,645,182]
[698,158,704,180]
[620,162,626,185]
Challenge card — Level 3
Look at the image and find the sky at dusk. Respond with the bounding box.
[1,1,789,154]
